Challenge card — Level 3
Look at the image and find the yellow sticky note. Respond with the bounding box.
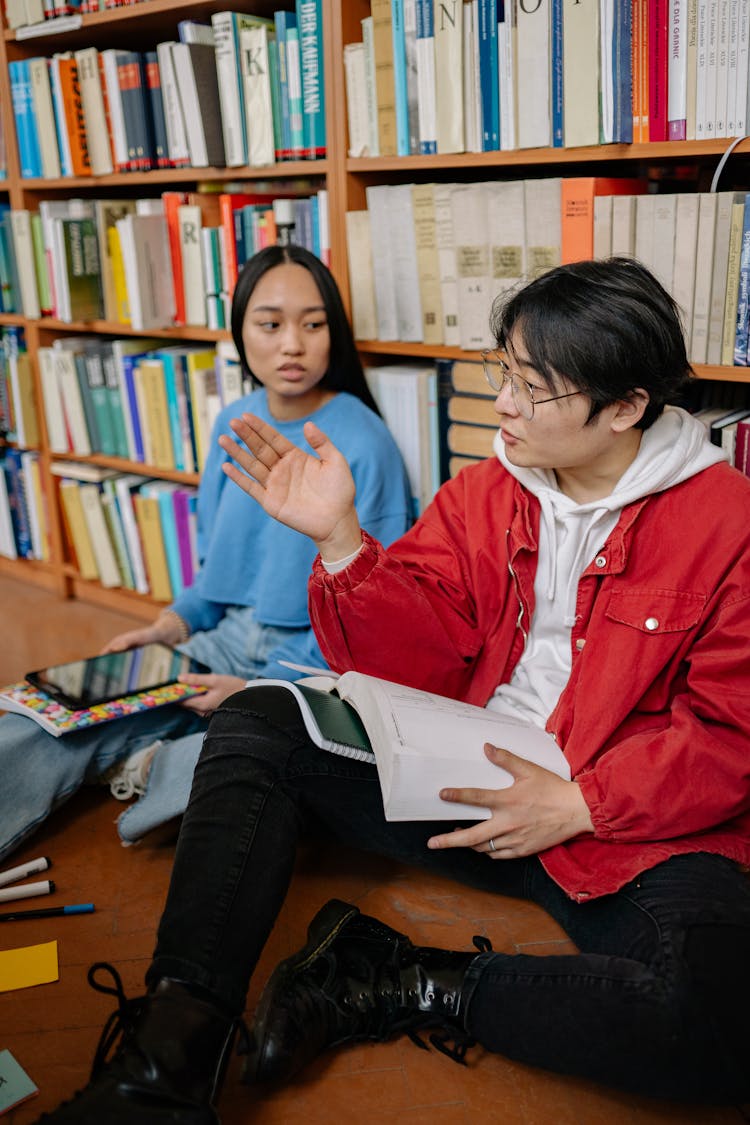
[0,940,59,992]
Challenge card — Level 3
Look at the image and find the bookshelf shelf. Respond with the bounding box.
[346,138,750,176]
[51,450,199,484]
[17,160,328,190]
[34,318,228,342]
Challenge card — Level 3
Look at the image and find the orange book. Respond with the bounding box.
[561,177,649,263]
[162,191,189,325]
[57,56,92,177]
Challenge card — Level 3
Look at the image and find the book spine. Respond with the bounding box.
[668,0,688,137]
[296,0,326,157]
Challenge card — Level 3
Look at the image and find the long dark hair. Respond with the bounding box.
[230,244,379,415]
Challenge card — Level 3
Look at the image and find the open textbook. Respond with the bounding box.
[254,670,570,821]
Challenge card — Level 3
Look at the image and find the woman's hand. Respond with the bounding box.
[100,612,187,655]
[177,674,247,715]
[219,414,364,560]
[427,744,594,859]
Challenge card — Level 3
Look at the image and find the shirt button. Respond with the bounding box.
[575,638,586,650]
[594,555,606,568]
[644,617,659,631]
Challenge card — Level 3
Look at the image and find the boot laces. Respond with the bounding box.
[406,934,492,1067]
[87,962,147,1079]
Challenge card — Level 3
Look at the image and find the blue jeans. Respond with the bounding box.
[0,608,317,860]
[150,687,750,1103]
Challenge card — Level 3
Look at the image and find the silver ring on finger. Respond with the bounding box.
[488,838,497,852]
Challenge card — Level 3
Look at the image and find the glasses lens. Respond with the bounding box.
[483,357,505,392]
[512,378,535,420]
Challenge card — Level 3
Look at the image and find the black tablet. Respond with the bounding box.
[26,643,211,711]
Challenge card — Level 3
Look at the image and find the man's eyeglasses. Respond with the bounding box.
[481,350,583,421]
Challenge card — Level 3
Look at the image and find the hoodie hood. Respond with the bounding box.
[493,405,726,626]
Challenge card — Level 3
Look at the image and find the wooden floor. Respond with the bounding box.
[1,573,748,1125]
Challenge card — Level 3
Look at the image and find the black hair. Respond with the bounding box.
[491,257,695,430]
[230,244,380,415]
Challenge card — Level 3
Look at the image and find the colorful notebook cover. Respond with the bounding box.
[0,680,206,737]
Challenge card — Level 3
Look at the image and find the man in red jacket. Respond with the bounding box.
[38,259,750,1124]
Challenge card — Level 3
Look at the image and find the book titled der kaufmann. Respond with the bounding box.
[253,670,570,821]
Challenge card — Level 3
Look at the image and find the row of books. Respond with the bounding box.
[0,447,48,561]
[345,177,750,368]
[0,328,39,449]
[5,0,166,31]
[37,335,250,473]
[7,5,325,178]
[345,1,749,159]
[444,358,750,465]
[0,186,329,329]
[53,461,199,600]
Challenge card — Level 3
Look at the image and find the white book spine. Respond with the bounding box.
[725,0,740,133]
[74,47,113,175]
[735,0,749,133]
[178,205,208,327]
[366,184,399,340]
[171,43,209,167]
[100,50,129,170]
[415,3,437,152]
[28,57,61,179]
[387,183,424,341]
[672,193,700,353]
[714,0,730,136]
[703,0,719,136]
[668,0,688,137]
[690,192,718,363]
[561,0,599,147]
[48,56,73,177]
[114,477,150,594]
[156,42,191,167]
[9,210,41,319]
[241,26,275,167]
[344,42,370,156]
[433,181,460,346]
[434,0,464,153]
[38,347,70,453]
[517,0,551,148]
[211,12,246,166]
[451,183,492,351]
[497,11,516,150]
[361,16,380,156]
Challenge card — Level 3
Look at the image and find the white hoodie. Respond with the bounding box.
[488,406,726,728]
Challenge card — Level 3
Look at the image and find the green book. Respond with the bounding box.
[61,217,104,321]
[252,680,374,763]
[30,211,52,315]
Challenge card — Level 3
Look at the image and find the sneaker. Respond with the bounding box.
[101,742,161,801]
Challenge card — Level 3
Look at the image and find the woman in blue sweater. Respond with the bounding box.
[0,245,412,858]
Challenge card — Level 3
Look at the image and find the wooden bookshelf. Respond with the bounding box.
[1,0,749,616]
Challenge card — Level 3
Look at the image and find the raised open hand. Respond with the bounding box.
[219,414,363,557]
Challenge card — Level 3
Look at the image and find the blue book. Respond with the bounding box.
[120,353,148,461]
[478,0,500,151]
[274,11,296,158]
[550,0,564,147]
[391,0,410,156]
[9,60,42,179]
[296,0,326,157]
[293,197,313,252]
[0,206,18,314]
[734,194,750,367]
[415,0,437,154]
[155,350,185,473]
[151,482,184,598]
[611,0,633,143]
[3,448,34,558]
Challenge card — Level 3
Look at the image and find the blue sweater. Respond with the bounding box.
[170,388,412,636]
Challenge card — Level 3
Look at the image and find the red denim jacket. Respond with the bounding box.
[309,456,750,900]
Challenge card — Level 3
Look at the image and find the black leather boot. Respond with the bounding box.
[32,963,241,1124]
[244,899,491,1086]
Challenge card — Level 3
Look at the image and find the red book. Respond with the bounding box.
[162,191,189,326]
[734,418,750,477]
[647,0,669,142]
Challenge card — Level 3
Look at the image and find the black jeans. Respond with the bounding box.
[149,687,750,1103]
